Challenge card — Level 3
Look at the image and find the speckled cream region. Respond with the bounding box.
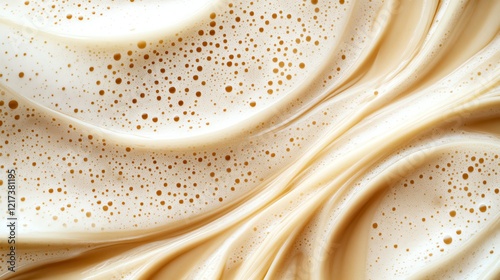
[0,0,499,279]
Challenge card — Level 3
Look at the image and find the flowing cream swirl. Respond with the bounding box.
[0,0,499,279]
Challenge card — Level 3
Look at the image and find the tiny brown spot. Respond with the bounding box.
[443,236,452,245]
[137,41,147,49]
[8,100,18,109]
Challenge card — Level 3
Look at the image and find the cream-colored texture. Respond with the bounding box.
[0,0,499,279]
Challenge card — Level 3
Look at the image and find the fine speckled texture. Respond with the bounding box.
[0,0,499,279]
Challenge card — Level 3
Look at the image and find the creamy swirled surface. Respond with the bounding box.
[0,0,499,279]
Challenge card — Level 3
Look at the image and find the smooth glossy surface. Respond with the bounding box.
[0,0,499,279]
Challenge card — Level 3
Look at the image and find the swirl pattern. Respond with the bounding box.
[0,0,499,279]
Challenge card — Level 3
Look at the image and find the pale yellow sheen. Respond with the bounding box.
[0,0,499,279]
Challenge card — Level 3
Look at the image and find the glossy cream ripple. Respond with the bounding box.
[0,0,218,40]
[0,0,499,279]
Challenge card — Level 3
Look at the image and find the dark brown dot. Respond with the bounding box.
[169,87,176,94]
[8,100,18,109]
[225,86,233,93]
[18,72,24,78]
[113,53,121,61]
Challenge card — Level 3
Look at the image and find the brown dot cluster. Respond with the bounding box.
[368,148,500,277]
[0,0,346,138]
